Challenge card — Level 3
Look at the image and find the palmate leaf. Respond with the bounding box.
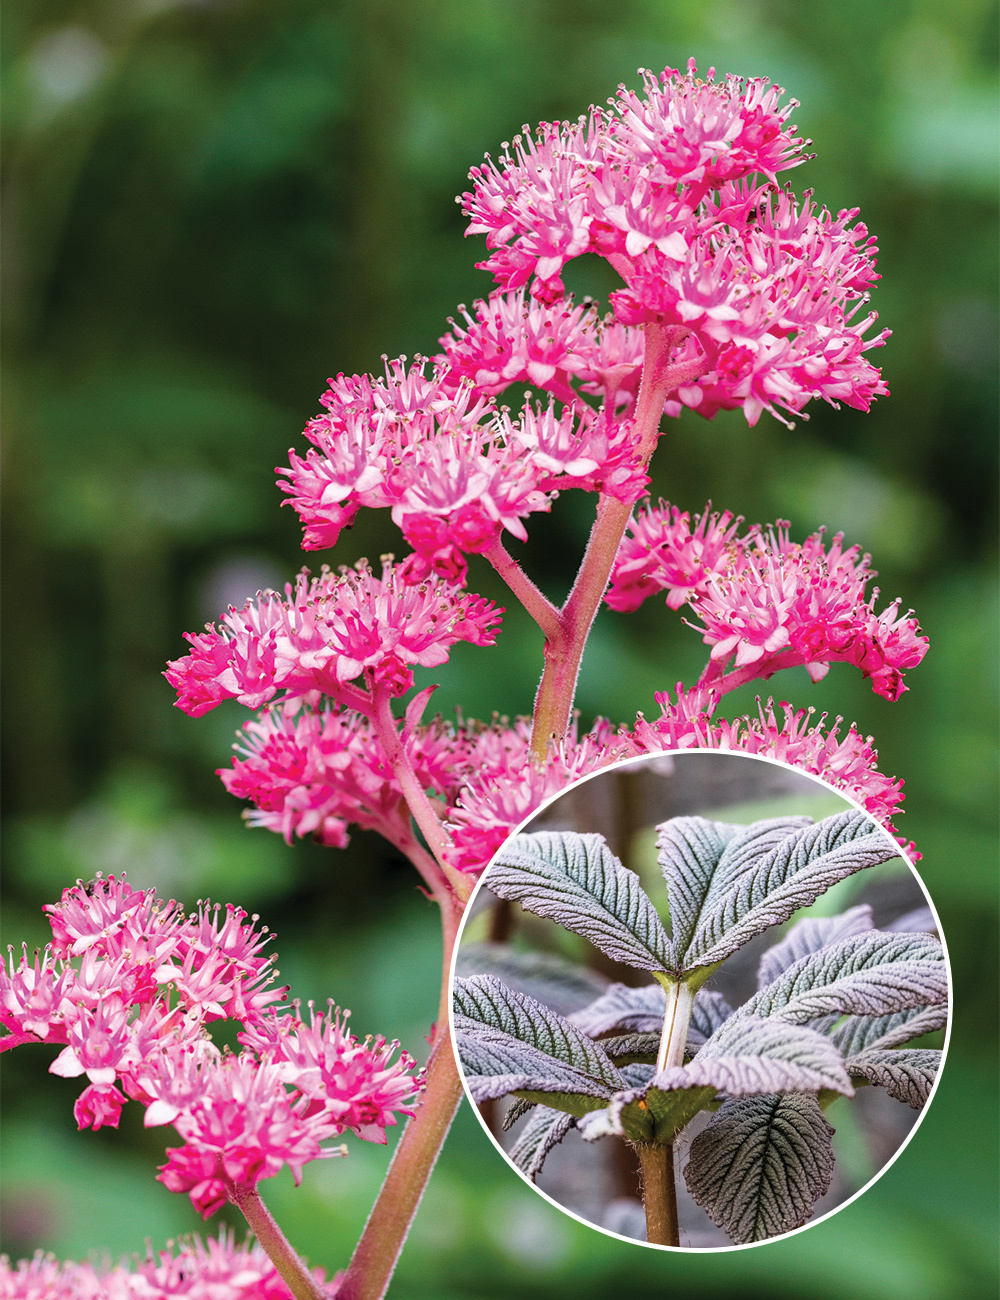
[488,832,674,972]
[455,941,609,1016]
[847,1048,941,1108]
[685,1093,836,1243]
[507,1105,575,1181]
[830,1003,948,1056]
[659,812,901,974]
[740,931,948,1024]
[453,976,625,1090]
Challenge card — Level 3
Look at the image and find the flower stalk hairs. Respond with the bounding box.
[3,62,926,1298]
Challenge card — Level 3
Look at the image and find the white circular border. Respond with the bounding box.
[447,745,954,1254]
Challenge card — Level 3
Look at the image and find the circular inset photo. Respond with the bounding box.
[450,750,949,1250]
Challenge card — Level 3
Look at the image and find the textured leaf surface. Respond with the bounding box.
[456,941,609,1015]
[685,1093,835,1243]
[570,982,666,1036]
[453,976,624,1089]
[884,906,937,934]
[831,1003,948,1056]
[741,932,947,1024]
[661,811,900,972]
[645,1020,852,1106]
[507,1105,575,1181]
[453,1024,615,1110]
[598,1032,661,1065]
[489,831,674,971]
[757,905,874,989]
[847,1048,940,1108]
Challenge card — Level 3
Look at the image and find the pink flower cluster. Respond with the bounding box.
[1,876,420,1218]
[463,61,888,425]
[277,62,887,570]
[211,686,909,872]
[607,503,928,700]
[0,1230,323,1299]
[165,558,502,717]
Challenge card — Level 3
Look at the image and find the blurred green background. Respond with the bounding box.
[1,0,996,1295]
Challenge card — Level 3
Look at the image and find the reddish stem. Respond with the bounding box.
[228,1182,328,1300]
[529,323,704,756]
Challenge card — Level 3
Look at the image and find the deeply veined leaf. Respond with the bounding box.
[597,1032,660,1065]
[685,1093,836,1243]
[488,831,674,972]
[660,811,901,973]
[453,1023,616,1111]
[831,1003,948,1056]
[757,905,874,989]
[655,815,746,957]
[694,1015,853,1092]
[507,1105,575,1181]
[847,1048,940,1108]
[453,975,625,1089]
[456,941,608,1015]
[739,931,947,1024]
[569,981,666,1036]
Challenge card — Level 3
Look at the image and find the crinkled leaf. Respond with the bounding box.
[655,815,747,956]
[661,811,900,973]
[884,906,937,934]
[570,982,666,1036]
[597,1032,660,1066]
[456,941,608,1016]
[453,1024,615,1112]
[679,1015,854,1094]
[453,975,624,1090]
[831,1003,948,1056]
[740,932,947,1025]
[757,905,874,989]
[685,1093,835,1243]
[489,831,674,972]
[570,983,732,1052]
[847,1048,941,1108]
[502,1097,536,1130]
[507,1105,575,1181]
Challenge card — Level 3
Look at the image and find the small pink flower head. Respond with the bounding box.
[1,945,76,1045]
[243,1002,422,1143]
[43,873,181,961]
[73,1082,126,1131]
[607,501,746,612]
[626,692,906,837]
[166,560,504,717]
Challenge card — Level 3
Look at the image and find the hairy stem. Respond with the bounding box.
[370,686,471,902]
[636,1141,680,1247]
[655,979,695,1074]
[228,1182,328,1300]
[484,537,562,641]
[530,323,703,757]
[335,1035,465,1300]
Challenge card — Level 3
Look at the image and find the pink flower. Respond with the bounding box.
[241,1003,421,1143]
[165,560,504,717]
[73,1082,126,1131]
[627,690,907,838]
[607,501,746,611]
[0,1229,316,1298]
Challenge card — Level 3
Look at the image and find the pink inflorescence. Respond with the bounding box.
[1,876,421,1218]
[0,1228,324,1298]
[276,61,887,568]
[607,504,928,700]
[165,558,503,718]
